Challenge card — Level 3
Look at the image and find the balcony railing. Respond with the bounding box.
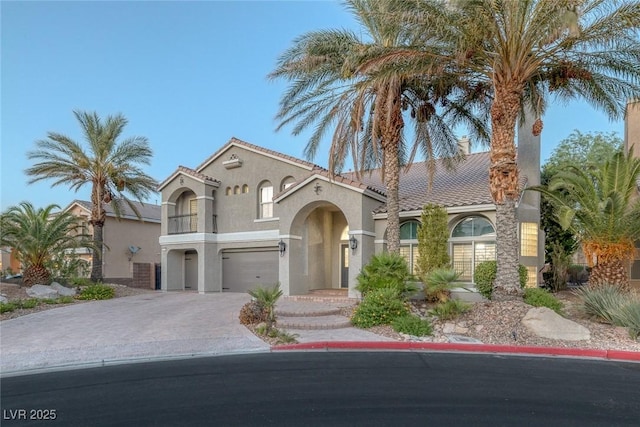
[168,214,217,234]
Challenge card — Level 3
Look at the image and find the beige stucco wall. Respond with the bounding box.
[199,145,313,233]
[67,204,161,279]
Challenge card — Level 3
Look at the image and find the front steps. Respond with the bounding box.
[276,293,356,330]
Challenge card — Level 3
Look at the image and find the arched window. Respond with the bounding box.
[450,216,496,283]
[225,187,231,196]
[234,185,240,195]
[242,184,249,194]
[258,181,273,218]
[281,176,296,191]
[399,220,420,274]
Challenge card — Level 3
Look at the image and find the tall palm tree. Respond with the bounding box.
[533,148,640,290]
[26,111,158,281]
[394,0,640,298]
[0,202,96,286]
[269,0,487,253]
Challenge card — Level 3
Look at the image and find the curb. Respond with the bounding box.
[272,341,640,362]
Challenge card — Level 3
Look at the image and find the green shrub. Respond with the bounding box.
[248,283,283,332]
[70,277,93,287]
[356,253,416,298]
[391,315,433,336]
[429,299,471,321]
[613,302,640,340]
[78,284,115,300]
[423,268,460,303]
[474,261,528,299]
[20,298,40,309]
[0,302,17,313]
[573,285,627,324]
[523,288,563,314]
[351,288,409,328]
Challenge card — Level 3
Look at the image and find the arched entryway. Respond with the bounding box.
[287,201,350,295]
[163,247,199,291]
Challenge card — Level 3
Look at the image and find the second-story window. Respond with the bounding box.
[259,181,273,218]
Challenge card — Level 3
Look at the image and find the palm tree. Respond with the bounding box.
[269,0,487,253]
[25,111,158,281]
[397,0,640,299]
[533,149,640,291]
[0,202,96,286]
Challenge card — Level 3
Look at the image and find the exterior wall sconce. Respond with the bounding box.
[179,176,184,185]
[314,183,322,194]
[278,239,286,257]
[349,235,358,251]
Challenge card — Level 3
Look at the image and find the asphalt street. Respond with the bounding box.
[2,351,639,426]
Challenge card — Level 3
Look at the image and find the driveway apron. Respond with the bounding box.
[0,292,270,375]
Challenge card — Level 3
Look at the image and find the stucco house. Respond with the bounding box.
[62,200,161,287]
[159,117,544,298]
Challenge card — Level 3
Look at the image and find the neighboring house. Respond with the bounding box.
[159,117,543,298]
[625,100,640,289]
[0,247,21,275]
[62,200,161,287]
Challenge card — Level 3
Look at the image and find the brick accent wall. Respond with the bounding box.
[132,262,154,289]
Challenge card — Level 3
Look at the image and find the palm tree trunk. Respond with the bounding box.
[90,184,106,282]
[588,259,630,292]
[380,83,404,254]
[489,88,522,300]
[90,222,104,282]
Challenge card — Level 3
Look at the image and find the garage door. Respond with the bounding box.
[222,248,279,293]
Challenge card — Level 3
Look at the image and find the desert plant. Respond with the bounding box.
[474,261,528,300]
[239,300,268,325]
[429,299,471,321]
[391,315,433,337]
[612,302,640,340]
[547,241,571,292]
[573,285,627,324]
[523,288,563,314]
[356,253,416,298]
[351,288,409,328]
[77,283,114,300]
[423,268,460,303]
[248,283,283,332]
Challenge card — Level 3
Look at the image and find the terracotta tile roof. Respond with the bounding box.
[68,199,161,222]
[195,137,322,172]
[344,152,496,213]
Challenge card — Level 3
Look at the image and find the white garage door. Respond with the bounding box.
[222,249,279,293]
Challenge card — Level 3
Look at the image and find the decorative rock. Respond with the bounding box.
[50,282,76,297]
[454,325,469,334]
[475,325,484,332]
[522,307,591,341]
[0,295,8,304]
[26,285,59,299]
[442,323,456,334]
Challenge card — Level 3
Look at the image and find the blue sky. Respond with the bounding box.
[1,0,627,212]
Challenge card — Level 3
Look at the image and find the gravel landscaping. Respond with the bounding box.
[3,282,638,352]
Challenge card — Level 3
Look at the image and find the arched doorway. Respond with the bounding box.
[288,201,349,294]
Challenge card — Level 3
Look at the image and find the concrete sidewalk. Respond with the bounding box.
[0,292,388,375]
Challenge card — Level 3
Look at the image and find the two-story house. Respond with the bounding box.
[158,115,544,298]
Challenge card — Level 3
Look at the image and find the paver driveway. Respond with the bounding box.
[0,292,269,375]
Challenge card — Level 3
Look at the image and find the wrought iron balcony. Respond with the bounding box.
[168,214,217,234]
